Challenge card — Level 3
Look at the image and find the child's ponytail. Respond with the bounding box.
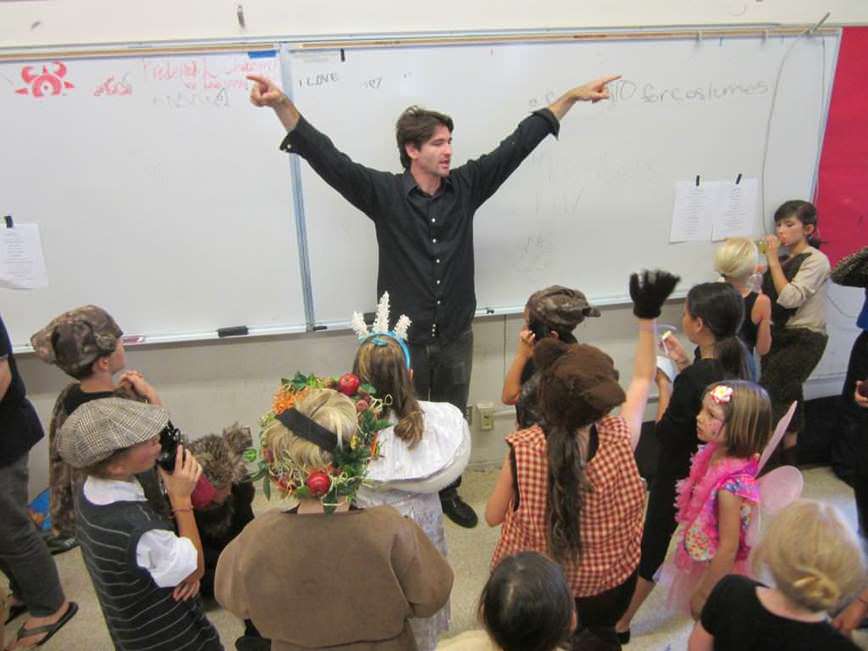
[686,282,749,380]
[353,337,424,447]
[545,423,584,563]
[715,335,750,380]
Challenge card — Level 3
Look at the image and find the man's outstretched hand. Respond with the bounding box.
[247,74,300,131]
[572,74,622,103]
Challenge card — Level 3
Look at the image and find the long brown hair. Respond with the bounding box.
[353,336,425,447]
[534,339,626,563]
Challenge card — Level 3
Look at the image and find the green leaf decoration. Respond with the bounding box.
[262,474,271,500]
[242,448,258,463]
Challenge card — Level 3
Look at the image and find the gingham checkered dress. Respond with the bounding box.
[491,416,646,597]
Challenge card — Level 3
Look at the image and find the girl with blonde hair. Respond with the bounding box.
[690,500,864,650]
[714,237,772,380]
[216,384,453,650]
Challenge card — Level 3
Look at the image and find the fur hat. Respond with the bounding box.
[187,423,252,487]
[526,286,600,333]
[534,339,625,428]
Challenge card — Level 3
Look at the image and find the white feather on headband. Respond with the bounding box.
[350,312,370,339]
[393,315,411,340]
[372,293,391,334]
[351,292,411,341]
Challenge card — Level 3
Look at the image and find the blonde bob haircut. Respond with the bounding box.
[752,500,866,612]
[714,237,758,282]
[261,388,358,475]
[705,380,772,459]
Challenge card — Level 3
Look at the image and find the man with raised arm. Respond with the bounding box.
[248,71,619,528]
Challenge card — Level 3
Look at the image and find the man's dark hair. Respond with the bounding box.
[395,106,454,170]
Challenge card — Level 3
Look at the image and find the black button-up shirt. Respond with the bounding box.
[281,109,559,344]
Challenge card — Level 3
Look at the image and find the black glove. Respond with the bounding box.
[629,269,680,319]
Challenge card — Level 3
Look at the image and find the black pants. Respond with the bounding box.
[841,332,868,534]
[573,571,638,650]
[637,473,679,582]
[409,329,473,499]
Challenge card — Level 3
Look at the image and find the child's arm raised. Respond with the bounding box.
[620,269,680,448]
[619,318,656,450]
[689,490,742,619]
[501,329,535,405]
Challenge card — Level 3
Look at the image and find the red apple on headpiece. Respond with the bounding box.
[305,470,331,497]
[337,372,361,396]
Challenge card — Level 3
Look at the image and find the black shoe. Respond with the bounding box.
[441,494,478,528]
[616,629,630,644]
[235,635,271,650]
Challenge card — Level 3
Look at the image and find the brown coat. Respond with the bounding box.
[215,505,454,650]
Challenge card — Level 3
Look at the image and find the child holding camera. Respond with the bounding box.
[58,398,223,650]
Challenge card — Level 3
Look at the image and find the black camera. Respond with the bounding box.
[157,422,182,472]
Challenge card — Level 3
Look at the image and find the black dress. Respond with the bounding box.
[701,575,858,650]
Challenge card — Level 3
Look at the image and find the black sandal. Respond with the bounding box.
[15,601,78,648]
[5,601,27,625]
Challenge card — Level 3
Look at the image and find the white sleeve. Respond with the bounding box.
[381,417,471,494]
[136,529,198,588]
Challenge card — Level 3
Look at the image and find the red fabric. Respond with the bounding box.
[814,27,868,265]
[490,417,645,598]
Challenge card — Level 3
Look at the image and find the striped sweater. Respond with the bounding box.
[76,488,223,650]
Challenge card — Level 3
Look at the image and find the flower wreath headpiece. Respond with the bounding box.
[248,372,391,513]
[351,292,412,369]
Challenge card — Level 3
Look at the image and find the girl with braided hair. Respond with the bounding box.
[486,270,679,648]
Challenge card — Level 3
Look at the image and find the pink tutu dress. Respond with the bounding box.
[658,442,760,613]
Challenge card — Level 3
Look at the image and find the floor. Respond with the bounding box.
[3,465,867,650]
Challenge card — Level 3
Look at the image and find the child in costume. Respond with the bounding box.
[714,237,772,381]
[692,500,863,650]
[617,281,750,642]
[215,378,453,650]
[760,200,830,465]
[58,398,223,650]
[501,286,601,429]
[487,270,679,649]
[438,552,575,651]
[186,424,264,648]
[351,294,470,651]
[30,305,169,543]
[661,381,775,619]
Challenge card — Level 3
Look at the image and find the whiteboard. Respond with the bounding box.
[0,51,304,348]
[289,35,839,324]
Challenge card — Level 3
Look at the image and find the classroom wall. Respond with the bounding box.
[5,1,865,496]
[0,1,867,48]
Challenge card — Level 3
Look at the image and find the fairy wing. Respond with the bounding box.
[758,401,798,472]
